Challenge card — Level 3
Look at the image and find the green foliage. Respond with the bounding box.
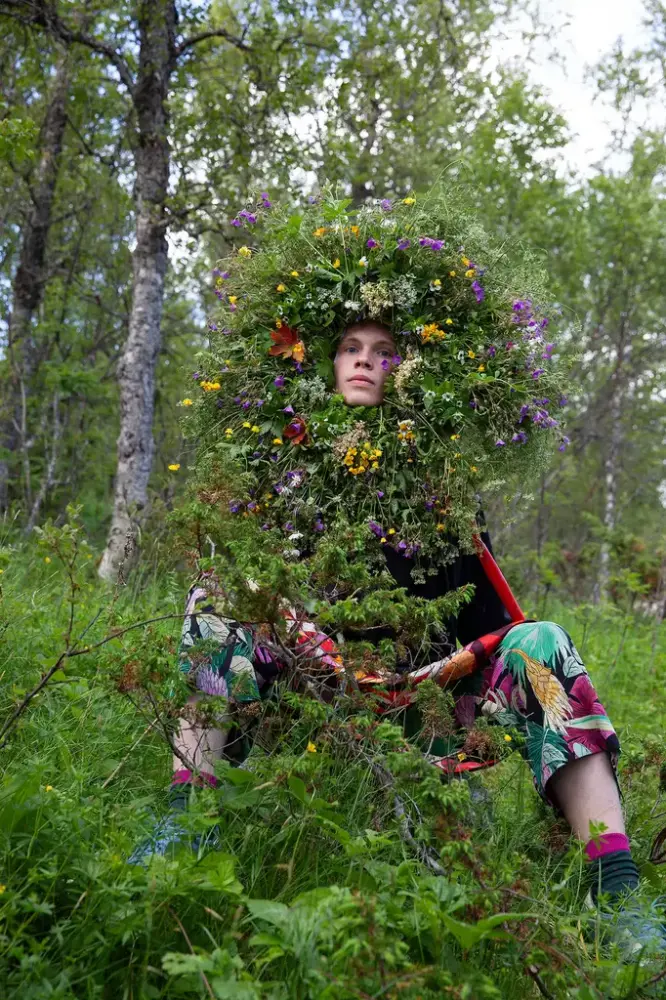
[1,533,666,997]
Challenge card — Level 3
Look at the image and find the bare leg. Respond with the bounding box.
[548,752,625,841]
[172,694,230,775]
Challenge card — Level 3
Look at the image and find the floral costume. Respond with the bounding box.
[178,559,619,802]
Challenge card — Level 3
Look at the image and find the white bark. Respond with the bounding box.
[98,1,175,581]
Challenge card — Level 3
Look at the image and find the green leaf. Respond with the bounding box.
[247,899,290,928]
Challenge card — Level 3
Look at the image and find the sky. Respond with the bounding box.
[490,0,657,176]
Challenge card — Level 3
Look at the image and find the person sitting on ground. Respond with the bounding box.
[129,324,656,945]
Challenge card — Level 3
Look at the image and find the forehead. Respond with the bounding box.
[339,325,396,349]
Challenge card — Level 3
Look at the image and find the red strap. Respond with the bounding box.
[473,534,525,624]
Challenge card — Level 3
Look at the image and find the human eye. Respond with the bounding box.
[377,348,392,358]
[344,345,358,353]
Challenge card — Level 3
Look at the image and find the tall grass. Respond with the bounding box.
[1,534,665,999]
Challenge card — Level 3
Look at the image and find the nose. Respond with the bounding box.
[353,348,374,369]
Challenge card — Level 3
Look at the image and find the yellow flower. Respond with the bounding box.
[431,278,441,287]
[272,437,283,445]
[504,734,512,742]
[228,295,238,304]
[0,885,5,894]
[290,270,299,277]
[168,463,180,471]
[250,425,260,433]
[276,283,287,293]
[470,465,478,473]
[0,569,3,574]
[445,318,453,326]
[477,364,485,372]
[44,556,51,564]
[350,225,360,235]
[468,350,475,359]
[461,255,471,266]
[465,268,475,279]
[454,452,462,459]
[388,528,396,535]
[242,421,251,428]
[380,537,387,544]
[307,741,317,753]
[181,398,193,406]
[238,246,252,257]
[224,427,233,436]
[45,785,54,792]
[333,258,341,268]
[402,197,416,205]
[449,270,456,277]
[313,227,328,237]
[457,752,467,761]
[274,318,282,328]
[436,523,446,532]
[450,433,460,441]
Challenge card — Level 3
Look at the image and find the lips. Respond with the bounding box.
[348,376,374,385]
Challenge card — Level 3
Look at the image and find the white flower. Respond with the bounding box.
[344,300,362,311]
[288,532,304,541]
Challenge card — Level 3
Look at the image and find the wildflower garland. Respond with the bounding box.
[185,189,570,578]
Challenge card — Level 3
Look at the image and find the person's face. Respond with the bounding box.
[334,325,397,406]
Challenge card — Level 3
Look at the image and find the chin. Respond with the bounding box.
[343,388,381,406]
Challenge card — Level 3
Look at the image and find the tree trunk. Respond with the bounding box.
[0,50,69,514]
[594,317,628,603]
[98,1,175,582]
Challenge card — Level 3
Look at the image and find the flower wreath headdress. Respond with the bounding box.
[186,187,570,579]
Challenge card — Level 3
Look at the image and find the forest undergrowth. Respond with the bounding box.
[1,515,666,999]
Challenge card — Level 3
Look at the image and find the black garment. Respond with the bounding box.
[343,529,512,670]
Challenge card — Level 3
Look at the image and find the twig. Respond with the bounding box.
[526,964,554,1000]
[101,720,159,788]
[168,907,215,1000]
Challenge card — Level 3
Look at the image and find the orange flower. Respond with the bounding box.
[268,325,306,362]
[283,415,309,446]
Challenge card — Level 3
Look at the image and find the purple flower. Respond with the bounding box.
[419,236,443,251]
[512,431,527,444]
[558,435,571,451]
[247,501,258,512]
[425,500,434,511]
[397,238,411,250]
[366,237,379,249]
[531,368,545,380]
[216,399,224,409]
[559,396,568,407]
[518,404,530,423]
[392,354,402,365]
[419,237,433,248]
[471,280,485,303]
[513,299,530,312]
[294,361,303,374]
[314,518,325,532]
[260,191,271,205]
[505,341,514,350]
[380,199,392,211]
[431,239,444,251]
[242,400,251,410]
[238,209,257,224]
[542,343,554,360]
[256,399,264,408]
[398,540,408,551]
[261,523,270,531]
[283,404,295,415]
[252,450,261,458]
[376,490,384,498]
[469,400,477,409]
[192,371,201,380]
[222,327,231,336]
[487,345,496,358]
[229,303,237,312]
[229,501,242,513]
[233,396,241,404]
[381,359,390,371]
[284,521,294,531]
[495,439,506,447]
[231,218,242,228]
[274,483,284,494]
[274,375,285,389]
[368,521,383,537]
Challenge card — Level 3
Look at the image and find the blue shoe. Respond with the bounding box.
[127,785,220,865]
[587,891,666,960]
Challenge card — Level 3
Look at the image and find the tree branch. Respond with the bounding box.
[0,1,134,93]
[174,26,251,59]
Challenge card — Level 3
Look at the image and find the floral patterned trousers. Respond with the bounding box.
[178,581,619,802]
